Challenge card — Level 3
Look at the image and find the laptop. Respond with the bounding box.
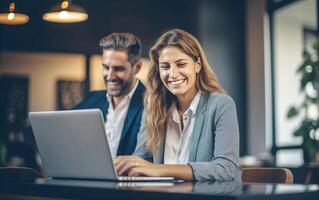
[29,109,174,182]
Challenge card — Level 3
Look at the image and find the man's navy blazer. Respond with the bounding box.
[73,82,145,156]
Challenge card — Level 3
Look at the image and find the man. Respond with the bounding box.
[74,32,145,157]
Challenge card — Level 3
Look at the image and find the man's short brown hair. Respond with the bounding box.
[99,32,142,66]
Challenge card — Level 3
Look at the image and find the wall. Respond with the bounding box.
[0,52,85,111]
[245,0,268,157]
[0,52,151,112]
[198,0,247,155]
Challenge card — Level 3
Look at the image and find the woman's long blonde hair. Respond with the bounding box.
[145,29,225,153]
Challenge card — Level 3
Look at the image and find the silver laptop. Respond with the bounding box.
[29,109,174,182]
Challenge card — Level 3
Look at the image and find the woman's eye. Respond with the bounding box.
[177,63,186,67]
[160,65,169,69]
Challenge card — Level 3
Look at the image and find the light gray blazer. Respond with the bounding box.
[153,92,241,181]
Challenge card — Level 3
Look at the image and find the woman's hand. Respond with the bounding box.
[113,156,194,180]
[113,156,164,177]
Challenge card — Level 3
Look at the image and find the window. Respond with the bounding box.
[269,0,318,166]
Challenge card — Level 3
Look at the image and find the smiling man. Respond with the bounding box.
[74,33,146,157]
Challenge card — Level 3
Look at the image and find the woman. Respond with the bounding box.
[114,29,240,181]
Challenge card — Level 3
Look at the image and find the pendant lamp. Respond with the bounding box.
[0,3,29,25]
[42,0,88,23]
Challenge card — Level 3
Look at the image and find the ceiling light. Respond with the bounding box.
[0,3,29,25]
[42,0,88,23]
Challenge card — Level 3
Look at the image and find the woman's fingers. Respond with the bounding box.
[113,156,142,175]
[113,156,132,166]
[113,157,127,174]
[128,167,144,177]
[114,156,133,170]
[113,156,153,176]
[118,161,137,175]
[128,167,161,177]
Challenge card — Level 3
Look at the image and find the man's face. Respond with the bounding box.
[102,49,135,97]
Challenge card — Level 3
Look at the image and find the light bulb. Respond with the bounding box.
[59,11,69,19]
[8,13,15,20]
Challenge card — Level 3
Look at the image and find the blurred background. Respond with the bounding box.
[0,0,318,183]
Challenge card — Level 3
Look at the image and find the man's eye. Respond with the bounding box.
[113,66,126,71]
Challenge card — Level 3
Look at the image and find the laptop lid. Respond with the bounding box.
[29,109,175,182]
[29,109,118,180]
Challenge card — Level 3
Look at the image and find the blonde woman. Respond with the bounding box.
[114,29,241,181]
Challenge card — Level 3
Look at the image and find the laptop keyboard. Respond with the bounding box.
[118,176,175,181]
[118,176,154,181]
[117,182,175,187]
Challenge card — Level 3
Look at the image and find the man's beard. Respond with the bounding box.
[105,78,133,97]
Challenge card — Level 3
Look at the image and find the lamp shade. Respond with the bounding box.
[43,0,88,23]
[0,3,29,25]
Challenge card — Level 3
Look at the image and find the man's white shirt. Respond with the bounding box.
[105,80,139,157]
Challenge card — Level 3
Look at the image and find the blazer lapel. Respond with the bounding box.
[100,98,108,121]
[188,93,208,162]
[95,93,108,121]
[119,82,144,144]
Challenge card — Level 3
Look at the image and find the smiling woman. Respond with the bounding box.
[158,46,201,107]
[114,29,241,181]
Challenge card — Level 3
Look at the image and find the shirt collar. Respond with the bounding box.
[188,91,201,115]
[170,91,201,122]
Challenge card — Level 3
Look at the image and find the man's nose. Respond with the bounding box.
[106,69,115,80]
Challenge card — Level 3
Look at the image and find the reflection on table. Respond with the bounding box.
[0,178,319,200]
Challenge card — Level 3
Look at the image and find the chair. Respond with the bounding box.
[242,167,293,184]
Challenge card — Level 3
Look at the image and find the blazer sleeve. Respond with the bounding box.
[189,95,241,181]
[132,111,153,161]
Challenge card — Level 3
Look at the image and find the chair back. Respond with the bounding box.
[242,167,293,184]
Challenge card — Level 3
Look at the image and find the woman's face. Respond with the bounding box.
[158,46,201,99]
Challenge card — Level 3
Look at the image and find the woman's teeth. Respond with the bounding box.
[169,79,185,86]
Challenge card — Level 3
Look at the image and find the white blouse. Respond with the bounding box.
[164,92,201,164]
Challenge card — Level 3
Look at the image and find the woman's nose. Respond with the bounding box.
[169,66,178,78]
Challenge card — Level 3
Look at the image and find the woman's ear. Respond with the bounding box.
[195,57,202,73]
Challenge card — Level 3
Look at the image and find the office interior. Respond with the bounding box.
[0,0,318,184]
